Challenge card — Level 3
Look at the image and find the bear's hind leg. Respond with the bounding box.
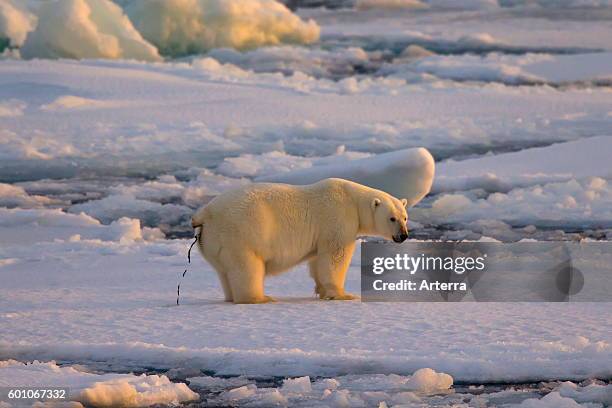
[221,250,272,304]
[206,256,234,302]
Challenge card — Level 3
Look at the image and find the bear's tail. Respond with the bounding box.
[191,211,206,229]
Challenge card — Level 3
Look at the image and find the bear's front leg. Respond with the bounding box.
[308,259,325,298]
[315,242,358,300]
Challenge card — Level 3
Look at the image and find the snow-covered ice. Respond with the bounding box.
[0,219,610,383]
[410,136,612,234]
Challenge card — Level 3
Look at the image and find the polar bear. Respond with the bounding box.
[191,178,409,304]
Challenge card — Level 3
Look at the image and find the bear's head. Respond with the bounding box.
[371,195,409,243]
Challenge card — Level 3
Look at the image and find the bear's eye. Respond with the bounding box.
[389,217,396,222]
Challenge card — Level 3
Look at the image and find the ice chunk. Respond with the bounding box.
[322,389,357,408]
[557,381,612,405]
[223,384,257,400]
[21,0,161,61]
[281,376,312,394]
[256,388,288,406]
[103,217,144,243]
[68,194,191,230]
[430,193,472,217]
[0,360,199,407]
[219,150,314,178]
[0,0,35,47]
[405,368,453,393]
[257,147,435,207]
[0,183,55,208]
[514,391,583,408]
[0,208,163,244]
[422,177,612,230]
[391,391,421,404]
[123,0,320,57]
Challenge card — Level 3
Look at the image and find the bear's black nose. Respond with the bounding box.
[393,233,408,243]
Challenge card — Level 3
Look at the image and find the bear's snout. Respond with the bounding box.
[393,232,408,243]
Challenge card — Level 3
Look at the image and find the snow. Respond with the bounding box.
[0,360,199,407]
[21,0,161,61]
[433,136,612,194]
[399,52,612,85]
[425,177,612,229]
[407,54,545,85]
[523,52,612,84]
[0,99,24,117]
[122,0,320,56]
[0,215,610,382]
[40,95,119,111]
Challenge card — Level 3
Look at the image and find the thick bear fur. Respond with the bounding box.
[191,178,409,304]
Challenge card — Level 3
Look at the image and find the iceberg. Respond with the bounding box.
[257,147,435,207]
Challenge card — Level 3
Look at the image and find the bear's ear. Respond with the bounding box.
[401,198,408,208]
[371,198,381,210]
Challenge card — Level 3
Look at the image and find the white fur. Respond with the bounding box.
[192,178,408,304]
